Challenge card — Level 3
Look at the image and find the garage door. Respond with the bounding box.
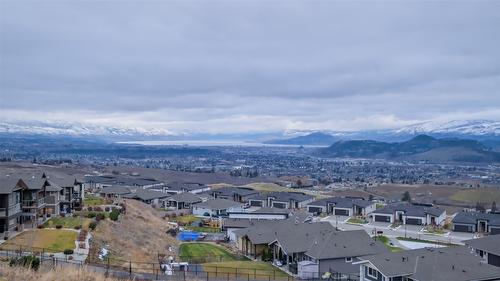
[375,215,391,222]
[335,209,349,216]
[490,227,500,235]
[454,224,474,233]
[406,218,422,225]
[273,202,286,209]
[308,207,323,214]
[250,200,263,207]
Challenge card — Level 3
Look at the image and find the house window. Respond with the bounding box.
[367,267,378,278]
[345,257,352,263]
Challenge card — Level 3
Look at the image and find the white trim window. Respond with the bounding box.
[367,266,379,279]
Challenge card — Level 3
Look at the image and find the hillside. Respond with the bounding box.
[264,132,337,146]
[90,199,178,266]
[318,135,500,163]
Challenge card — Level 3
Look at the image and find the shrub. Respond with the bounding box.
[68,255,74,260]
[73,213,78,217]
[109,209,120,221]
[94,206,103,212]
[55,225,63,229]
[37,225,44,229]
[63,249,74,255]
[60,213,66,218]
[87,207,93,212]
[89,221,97,231]
[95,213,106,221]
[10,255,40,271]
[86,212,96,218]
[74,225,82,230]
[104,207,110,212]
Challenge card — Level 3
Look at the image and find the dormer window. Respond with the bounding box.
[345,257,352,263]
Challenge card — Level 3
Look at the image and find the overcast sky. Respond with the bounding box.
[1,1,500,134]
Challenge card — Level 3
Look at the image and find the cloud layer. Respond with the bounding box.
[1,1,500,134]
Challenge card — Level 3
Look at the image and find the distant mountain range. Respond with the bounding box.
[266,120,500,146]
[317,135,500,163]
[0,119,499,144]
[264,132,337,146]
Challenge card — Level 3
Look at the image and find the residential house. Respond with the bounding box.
[452,211,500,234]
[356,246,500,281]
[98,185,132,199]
[370,202,446,226]
[122,189,170,207]
[228,207,290,220]
[47,176,84,214]
[163,182,210,195]
[165,192,203,210]
[295,230,388,279]
[465,235,500,267]
[85,175,163,191]
[307,197,375,217]
[207,187,259,202]
[247,192,314,209]
[0,177,23,236]
[192,198,245,217]
[44,181,62,216]
[20,176,48,225]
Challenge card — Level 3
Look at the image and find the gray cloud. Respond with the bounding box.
[1,1,500,133]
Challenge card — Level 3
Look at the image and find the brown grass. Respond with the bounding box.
[90,199,179,268]
[0,262,122,281]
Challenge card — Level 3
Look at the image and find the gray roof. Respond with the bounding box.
[305,230,388,260]
[0,177,24,194]
[211,187,259,197]
[100,185,132,195]
[373,202,444,217]
[45,180,63,192]
[248,192,313,203]
[465,235,500,256]
[168,192,202,204]
[223,218,272,229]
[359,246,500,281]
[234,220,335,251]
[166,182,206,191]
[453,211,500,227]
[308,197,373,209]
[193,198,244,210]
[122,189,169,201]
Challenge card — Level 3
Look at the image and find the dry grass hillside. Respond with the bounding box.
[0,263,122,281]
[91,199,178,266]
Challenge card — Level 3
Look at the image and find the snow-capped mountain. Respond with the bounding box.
[0,121,174,138]
[390,120,500,137]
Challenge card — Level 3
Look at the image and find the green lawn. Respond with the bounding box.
[347,217,368,224]
[174,215,199,225]
[179,243,246,262]
[43,216,92,230]
[84,195,105,206]
[375,235,403,252]
[1,229,77,252]
[203,261,288,278]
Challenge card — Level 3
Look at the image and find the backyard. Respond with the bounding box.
[179,242,244,262]
[375,235,403,252]
[43,216,92,230]
[179,242,287,278]
[83,195,105,206]
[0,229,77,252]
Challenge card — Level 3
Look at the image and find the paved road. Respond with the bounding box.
[321,215,476,247]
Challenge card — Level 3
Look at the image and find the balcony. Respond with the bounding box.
[22,198,46,208]
[0,203,21,217]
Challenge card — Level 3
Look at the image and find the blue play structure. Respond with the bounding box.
[177,231,201,241]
